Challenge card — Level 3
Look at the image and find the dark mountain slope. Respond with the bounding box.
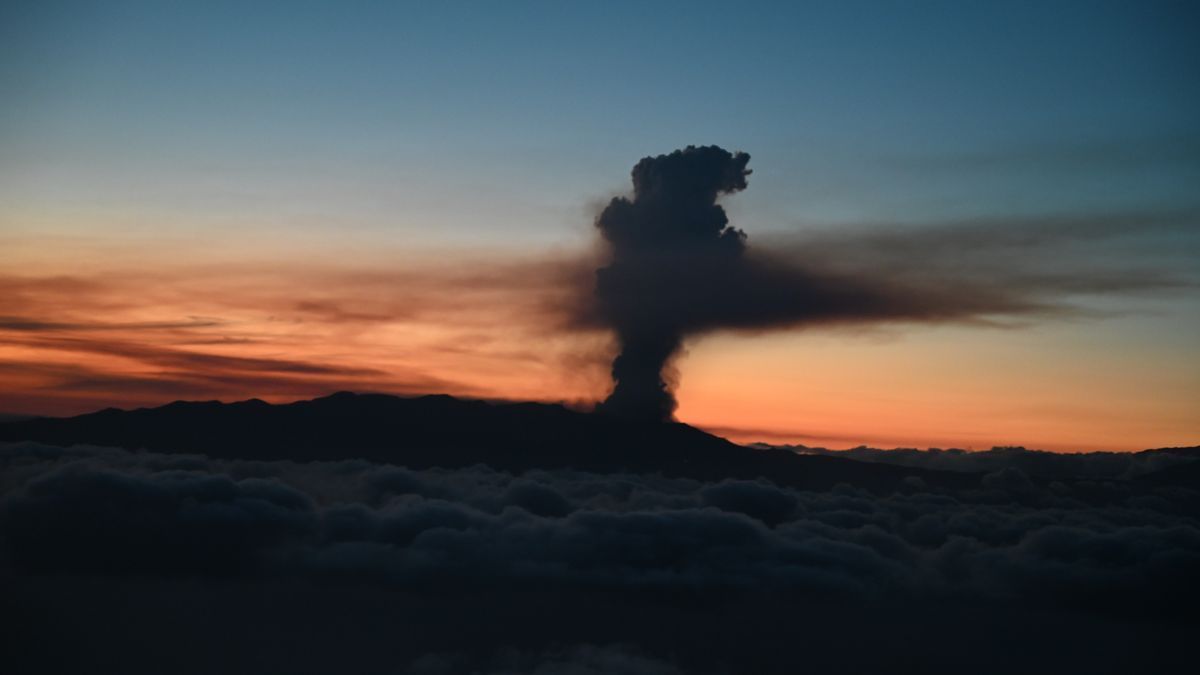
[0,392,974,492]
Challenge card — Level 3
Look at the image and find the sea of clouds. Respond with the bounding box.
[3,441,1197,674]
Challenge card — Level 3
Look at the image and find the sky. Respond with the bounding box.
[1,0,1198,451]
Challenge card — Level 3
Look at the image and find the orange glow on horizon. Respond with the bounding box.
[2,233,1197,453]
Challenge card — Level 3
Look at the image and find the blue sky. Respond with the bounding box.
[2,0,1197,245]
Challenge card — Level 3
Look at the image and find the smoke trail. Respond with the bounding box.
[593,146,751,420]
[588,147,1195,422]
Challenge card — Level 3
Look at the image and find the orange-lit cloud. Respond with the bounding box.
[0,255,612,417]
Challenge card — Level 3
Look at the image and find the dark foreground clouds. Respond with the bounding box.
[2,442,1198,674]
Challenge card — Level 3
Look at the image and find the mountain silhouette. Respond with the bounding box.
[0,392,978,492]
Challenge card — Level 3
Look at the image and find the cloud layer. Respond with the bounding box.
[3,441,1197,673]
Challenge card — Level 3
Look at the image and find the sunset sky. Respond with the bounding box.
[2,0,1197,451]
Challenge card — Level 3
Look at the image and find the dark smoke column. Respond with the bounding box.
[594,146,751,422]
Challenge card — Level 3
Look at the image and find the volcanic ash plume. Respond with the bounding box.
[586,145,1189,423]
[593,146,751,421]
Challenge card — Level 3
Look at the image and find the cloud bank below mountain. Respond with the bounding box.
[3,441,1197,674]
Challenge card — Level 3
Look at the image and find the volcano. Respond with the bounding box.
[0,391,974,492]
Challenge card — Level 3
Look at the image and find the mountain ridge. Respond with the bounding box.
[0,391,979,492]
[3,391,1194,491]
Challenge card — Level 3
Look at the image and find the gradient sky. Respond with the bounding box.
[2,0,1198,451]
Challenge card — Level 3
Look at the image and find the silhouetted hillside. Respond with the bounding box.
[1137,458,1200,488]
[0,392,975,492]
[753,442,1200,480]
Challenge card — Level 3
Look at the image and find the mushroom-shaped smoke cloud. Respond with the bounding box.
[594,146,751,421]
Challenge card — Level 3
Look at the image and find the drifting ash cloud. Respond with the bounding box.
[1,442,1197,674]
[580,146,1197,421]
[0,150,1193,418]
